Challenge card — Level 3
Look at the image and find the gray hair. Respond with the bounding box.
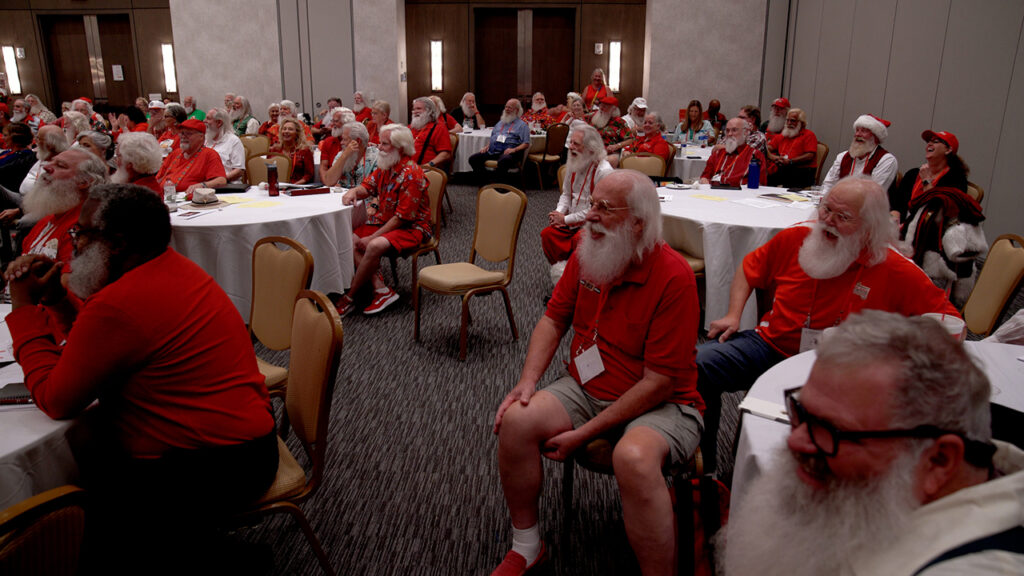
[829,176,896,266]
[205,107,231,139]
[267,102,280,115]
[164,103,187,124]
[37,126,69,159]
[429,95,447,114]
[566,92,584,107]
[381,124,415,157]
[234,95,253,117]
[78,130,112,155]
[646,111,666,132]
[459,92,476,107]
[279,99,296,113]
[74,150,110,189]
[413,97,438,122]
[343,121,369,147]
[506,99,523,118]
[372,100,391,118]
[606,169,662,257]
[817,310,991,444]
[63,111,90,138]
[591,68,607,84]
[116,132,163,175]
[576,124,607,162]
[71,98,94,115]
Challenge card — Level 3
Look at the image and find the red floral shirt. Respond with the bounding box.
[596,116,631,147]
[360,157,432,238]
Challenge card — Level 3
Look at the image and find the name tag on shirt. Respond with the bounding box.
[497,134,507,143]
[799,327,824,353]
[853,282,870,300]
[574,345,605,385]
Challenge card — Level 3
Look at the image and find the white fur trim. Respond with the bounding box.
[941,222,987,262]
[550,260,568,286]
[854,115,887,142]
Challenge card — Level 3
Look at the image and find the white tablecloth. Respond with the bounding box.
[452,128,546,173]
[731,342,1024,506]
[669,146,712,183]
[658,184,817,330]
[170,189,354,322]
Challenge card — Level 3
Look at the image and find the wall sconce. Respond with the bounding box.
[608,41,621,92]
[161,43,177,93]
[2,46,21,95]
[430,41,443,91]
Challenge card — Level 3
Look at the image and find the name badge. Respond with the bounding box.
[574,345,605,385]
[798,327,824,353]
[711,173,722,183]
[853,282,870,300]
[497,134,507,143]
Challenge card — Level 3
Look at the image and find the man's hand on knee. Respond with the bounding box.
[541,428,586,462]
[493,380,537,434]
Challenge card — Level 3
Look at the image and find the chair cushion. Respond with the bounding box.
[257,357,288,389]
[419,262,505,292]
[254,436,306,503]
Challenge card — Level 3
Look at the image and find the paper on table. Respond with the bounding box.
[658,193,674,202]
[691,193,728,202]
[0,318,12,363]
[733,197,787,209]
[218,195,253,204]
[0,363,24,387]
[738,396,790,424]
[236,201,285,209]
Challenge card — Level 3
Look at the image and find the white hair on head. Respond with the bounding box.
[63,111,91,139]
[279,99,296,112]
[267,102,280,115]
[205,108,231,140]
[830,176,895,266]
[343,121,369,146]
[576,124,607,162]
[646,111,666,132]
[616,169,662,256]
[372,100,391,118]
[381,124,416,157]
[116,132,163,175]
[413,97,438,122]
[37,126,69,159]
[71,98,94,115]
[460,92,475,107]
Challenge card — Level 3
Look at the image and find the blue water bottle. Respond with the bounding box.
[748,157,760,189]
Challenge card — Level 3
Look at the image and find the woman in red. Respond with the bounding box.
[269,118,314,184]
[582,68,609,109]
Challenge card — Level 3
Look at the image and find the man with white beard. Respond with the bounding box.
[71,98,109,132]
[110,131,163,194]
[336,124,431,316]
[155,119,227,193]
[622,97,648,132]
[318,108,349,175]
[468,98,531,182]
[223,92,236,110]
[492,169,702,576]
[540,124,613,265]
[695,177,959,473]
[719,310,1022,576]
[352,91,372,124]
[521,92,553,130]
[822,114,898,194]
[766,107,818,188]
[10,99,43,136]
[409,96,453,170]
[761,97,789,135]
[203,108,245,182]
[321,121,378,188]
[590,96,631,153]
[229,96,260,136]
[452,92,486,130]
[10,125,68,203]
[182,96,205,121]
[699,117,767,186]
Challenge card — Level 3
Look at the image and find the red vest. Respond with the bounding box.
[839,146,888,178]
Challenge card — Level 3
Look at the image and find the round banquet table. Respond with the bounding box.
[669,145,712,183]
[451,128,547,173]
[658,184,817,330]
[730,342,1024,508]
[169,188,355,322]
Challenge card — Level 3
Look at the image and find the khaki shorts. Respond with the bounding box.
[542,375,703,466]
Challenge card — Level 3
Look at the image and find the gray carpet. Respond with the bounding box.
[232,173,742,576]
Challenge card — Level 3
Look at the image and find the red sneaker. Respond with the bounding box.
[335,294,355,317]
[363,288,399,315]
[490,542,547,576]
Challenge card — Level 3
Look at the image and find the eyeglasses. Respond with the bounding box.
[68,224,101,242]
[783,387,995,466]
[818,203,856,225]
[588,198,630,216]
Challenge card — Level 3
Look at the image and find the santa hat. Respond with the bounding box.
[853,114,890,142]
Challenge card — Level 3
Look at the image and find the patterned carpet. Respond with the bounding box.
[231,173,746,576]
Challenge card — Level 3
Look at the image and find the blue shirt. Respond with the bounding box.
[487,118,531,154]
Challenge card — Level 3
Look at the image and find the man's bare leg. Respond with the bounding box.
[614,426,675,576]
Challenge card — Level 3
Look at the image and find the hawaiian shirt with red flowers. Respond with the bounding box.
[360,157,432,239]
[596,116,631,146]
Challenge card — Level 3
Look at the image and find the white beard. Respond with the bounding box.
[781,126,800,138]
[849,138,874,160]
[331,126,344,138]
[719,446,919,576]
[278,114,293,126]
[68,241,112,300]
[532,103,546,112]
[377,149,400,171]
[630,112,645,126]
[590,110,610,129]
[11,112,26,122]
[461,103,473,118]
[25,174,82,219]
[410,113,428,131]
[229,108,242,122]
[185,105,194,114]
[724,136,742,154]
[566,150,596,175]
[767,113,785,133]
[499,112,516,126]
[352,102,366,114]
[339,150,360,175]
[110,167,131,184]
[576,220,637,286]
[798,221,865,279]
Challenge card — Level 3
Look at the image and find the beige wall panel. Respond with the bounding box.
[785,0,822,114]
[804,0,854,162]
[278,0,306,115]
[305,0,356,116]
[0,10,46,98]
[761,0,790,113]
[353,0,407,121]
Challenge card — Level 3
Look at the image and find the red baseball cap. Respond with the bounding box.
[772,97,790,109]
[179,118,207,134]
[598,95,619,107]
[921,130,958,154]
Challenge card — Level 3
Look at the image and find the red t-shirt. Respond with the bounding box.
[156,147,227,191]
[769,129,818,167]
[744,225,961,356]
[583,85,608,108]
[131,174,163,195]
[701,144,767,186]
[9,248,273,458]
[354,107,373,124]
[628,133,672,164]
[22,206,82,267]
[545,242,703,411]
[411,120,452,164]
[319,136,342,172]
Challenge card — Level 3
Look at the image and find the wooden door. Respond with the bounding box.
[473,8,518,121]
[532,9,575,109]
[97,14,139,106]
[39,15,93,105]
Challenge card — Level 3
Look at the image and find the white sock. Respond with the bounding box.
[375,285,390,294]
[510,524,542,564]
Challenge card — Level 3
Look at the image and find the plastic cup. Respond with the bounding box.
[922,313,966,342]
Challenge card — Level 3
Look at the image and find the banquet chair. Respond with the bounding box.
[561,440,717,575]
[250,236,314,402]
[235,290,343,576]
[240,134,270,160]
[0,485,86,576]
[673,248,706,316]
[442,133,459,222]
[621,152,667,177]
[414,185,527,361]
[485,138,544,188]
[966,181,985,203]
[814,142,829,185]
[386,166,445,289]
[962,234,1024,336]
[556,164,567,190]
[246,154,292,185]
[527,122,569,190]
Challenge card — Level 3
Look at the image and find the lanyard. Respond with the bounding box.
[804,265,866,328]
[574,281,610,356]
[166,150,202,187]
[570,163,597,207]
[716,149,748,183]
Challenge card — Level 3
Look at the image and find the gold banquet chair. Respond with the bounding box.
[236,290,343,576]
[0,485,87,576]
[386,166,446,289]
[246,153,292,185]
[962,234,1024,337]
[966,181,985,203]
[240,134,270,160]
[414,184,528,361]
[250,236,314,399]
[557,164,568,190]
[485,137,544,188]
[814,142,830,185]
[527,122,569,190]
[620,152,667,178]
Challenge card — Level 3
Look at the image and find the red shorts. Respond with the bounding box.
[354,224,424,252]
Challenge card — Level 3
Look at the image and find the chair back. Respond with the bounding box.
[250,236,314,350]
[962,234,1024,336]
[422,166,447,238]
[471,185,528,282]
[621,152,667,177]
[557,164,567,189]
[544,123,570,155]
[246,153,292,185]
[966,181,985,203]
[285,290,344,490]
[449,132,459,159]
[0,485,86,576]
[814,142,830,185]
[241,134,270,159]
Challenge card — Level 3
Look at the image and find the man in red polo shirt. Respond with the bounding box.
[409,96,452,169]
[766,107,818,188]
[492,169,702,576]
[155,119,227,193]
[700,117,767,186]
